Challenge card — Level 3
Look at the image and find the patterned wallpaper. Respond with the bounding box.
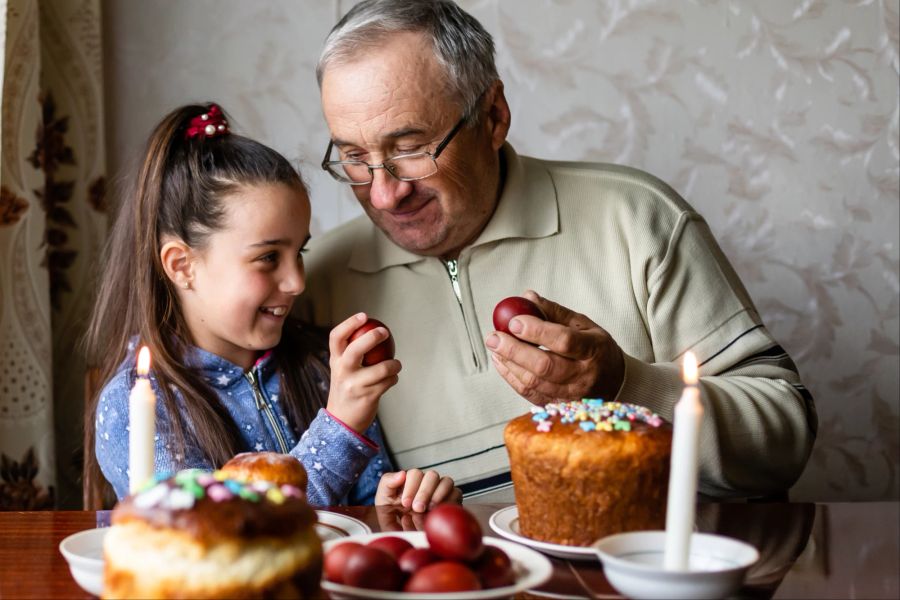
[103,0,899,502]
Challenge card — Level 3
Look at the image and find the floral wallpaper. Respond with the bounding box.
[102,0,898,502]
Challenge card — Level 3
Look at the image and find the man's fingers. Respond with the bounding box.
[491,353,557,406]
[492,352,586,400]
[524,290,598,332]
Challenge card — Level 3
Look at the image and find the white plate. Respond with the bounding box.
[316,510,372,542]
[59,511,370,597]
[489,506,598,561]
[59,527,106,597]
[322,530,553,599]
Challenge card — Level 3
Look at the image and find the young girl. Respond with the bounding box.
[84,103,460,510]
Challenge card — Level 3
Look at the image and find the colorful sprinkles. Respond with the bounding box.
[530,399,664,432]
[132,468,303,510]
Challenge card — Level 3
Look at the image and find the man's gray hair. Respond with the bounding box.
[317,0,498,121]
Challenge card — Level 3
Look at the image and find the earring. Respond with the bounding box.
[182,281,190,290]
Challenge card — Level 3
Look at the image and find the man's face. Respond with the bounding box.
[320,32,509,258]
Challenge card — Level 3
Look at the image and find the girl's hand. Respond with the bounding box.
[326,313,401,433]
[375,469,463,513]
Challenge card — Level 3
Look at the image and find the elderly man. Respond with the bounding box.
[299,0,816,502]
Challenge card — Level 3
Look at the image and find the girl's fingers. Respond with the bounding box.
[400,469,424,509]
[411,470,441,512]
[343,327,393,366]
[329,312,368,356]
[427,476,457,509]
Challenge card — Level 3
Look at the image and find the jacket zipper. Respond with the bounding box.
[444,259,479,368]
[244,369,289,454]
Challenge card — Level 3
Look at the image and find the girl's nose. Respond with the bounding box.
[367,169,413,211]
[281,260,305,296]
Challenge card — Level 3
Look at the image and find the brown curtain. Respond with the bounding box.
[1,0,106,510]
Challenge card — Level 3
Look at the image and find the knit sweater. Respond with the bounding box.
[298,143,816,500]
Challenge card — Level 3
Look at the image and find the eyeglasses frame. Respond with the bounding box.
[321,116,467,186]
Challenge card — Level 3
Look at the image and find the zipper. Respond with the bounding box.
[244,369,289,454]
[443,259,479,368]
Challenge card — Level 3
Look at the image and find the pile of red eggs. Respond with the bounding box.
[323,504,516,593]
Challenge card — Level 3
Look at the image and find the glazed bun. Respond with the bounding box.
[103,469,321,599]
[220,451,308,490]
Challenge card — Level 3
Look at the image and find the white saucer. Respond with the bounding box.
[488,506,597,561]
[593,530,758,600]
[59,527,106,597]
[315,510,372,542]
[322,530,553,599]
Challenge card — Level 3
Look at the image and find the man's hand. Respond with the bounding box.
[485,290,625,405]
[374,469,462,513]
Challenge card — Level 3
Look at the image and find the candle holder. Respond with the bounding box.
[593,530,758,600]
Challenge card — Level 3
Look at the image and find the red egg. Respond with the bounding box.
[323,541,362,584]
[348,318,396,366]
[492,296,546,335]
[398,547,439,574]
[473,545,515,589]
[367,536,414,561]
[424,504,484,562]
[342,546,403,591]
[404,561,483,593]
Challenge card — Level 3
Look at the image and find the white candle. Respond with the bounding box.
[664,351,703,571]
[129,346,156,493]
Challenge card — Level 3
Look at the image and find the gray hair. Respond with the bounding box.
[316,0,498,122]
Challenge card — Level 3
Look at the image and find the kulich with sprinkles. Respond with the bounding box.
[505,399,672,546]
[102,468,322,599]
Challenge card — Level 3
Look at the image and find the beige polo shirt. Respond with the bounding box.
[299,144,816,500]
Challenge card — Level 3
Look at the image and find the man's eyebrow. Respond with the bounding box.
[332,127,428,147]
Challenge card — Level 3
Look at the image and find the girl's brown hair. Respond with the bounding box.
[83,103,327,507]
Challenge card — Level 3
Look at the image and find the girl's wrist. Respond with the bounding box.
[324,408,378,448]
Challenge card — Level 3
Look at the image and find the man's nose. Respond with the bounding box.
[367,168,412,211]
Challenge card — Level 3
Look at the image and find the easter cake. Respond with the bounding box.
[102,468,321,599]
[505,400,672,546]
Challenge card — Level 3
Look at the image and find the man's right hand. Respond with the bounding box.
[326,312,402,433]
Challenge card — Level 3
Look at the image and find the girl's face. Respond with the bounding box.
[180,182,311,370]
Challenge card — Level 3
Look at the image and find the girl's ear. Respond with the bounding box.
[160,237,195,290]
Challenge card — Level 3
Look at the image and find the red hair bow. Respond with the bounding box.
[185,105,229,140]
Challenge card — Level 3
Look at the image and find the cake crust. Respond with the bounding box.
[505,402,672,546]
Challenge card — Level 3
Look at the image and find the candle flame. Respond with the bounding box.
[682,352,698,385]
[137,346,151,377]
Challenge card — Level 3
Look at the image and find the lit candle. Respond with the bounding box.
[664,351,703,571]
[129,346,156,493]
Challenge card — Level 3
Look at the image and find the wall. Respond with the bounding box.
[102,0,899,502]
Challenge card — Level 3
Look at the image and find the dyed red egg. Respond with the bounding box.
[492,297,546,335]
[398,547,439,574]
[473,545,515,589]
[348,318,396,366]
[404,561,483,593]
[323,541,362,584]
[424,504,484,562]
[367,536,414,561]
[342,546,403,591]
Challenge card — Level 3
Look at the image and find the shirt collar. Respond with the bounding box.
[347,143,558,273]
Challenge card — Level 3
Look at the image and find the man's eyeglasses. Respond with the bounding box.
[321,117,466,186]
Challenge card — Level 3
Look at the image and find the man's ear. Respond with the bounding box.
[159,237,195,290]
[484,80,511,151]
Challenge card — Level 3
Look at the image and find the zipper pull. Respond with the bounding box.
[444,259,463,304]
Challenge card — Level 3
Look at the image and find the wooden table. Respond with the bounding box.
[1,502,897,599]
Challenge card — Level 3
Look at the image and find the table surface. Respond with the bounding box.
[0,501,897,599]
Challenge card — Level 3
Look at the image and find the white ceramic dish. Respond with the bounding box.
[322,530,553,599]
[315,510,373,541]
[592,530,759,600]
[59,527,106,597]
[488,505,597,561]
[58,511,372,597]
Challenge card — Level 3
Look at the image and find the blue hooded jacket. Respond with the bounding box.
[95,341,392,505]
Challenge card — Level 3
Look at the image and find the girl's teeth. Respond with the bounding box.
[272,307,286,316]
